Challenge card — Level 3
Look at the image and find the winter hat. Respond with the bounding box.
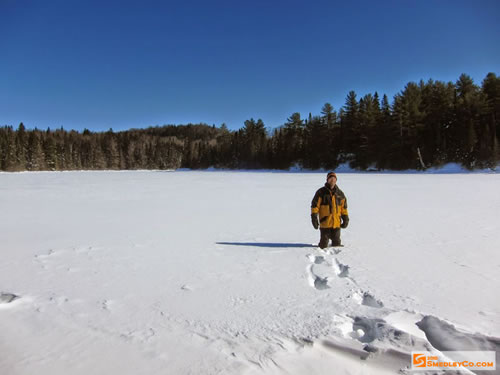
[326,171,337,180]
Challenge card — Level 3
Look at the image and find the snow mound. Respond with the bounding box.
[416,315,500,352]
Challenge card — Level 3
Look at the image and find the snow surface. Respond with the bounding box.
[1,170,499,374]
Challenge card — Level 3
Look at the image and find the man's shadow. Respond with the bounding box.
[216,242,315,248]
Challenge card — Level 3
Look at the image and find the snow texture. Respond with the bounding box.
[0,170,499,374]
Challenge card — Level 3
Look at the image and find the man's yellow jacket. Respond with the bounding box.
[311,184,349,229]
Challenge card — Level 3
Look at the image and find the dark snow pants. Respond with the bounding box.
[318,227,341,248]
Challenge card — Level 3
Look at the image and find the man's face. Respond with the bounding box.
[328,176,337,187]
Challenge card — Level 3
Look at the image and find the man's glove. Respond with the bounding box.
[311,214,319,230]
[340,215,349,229]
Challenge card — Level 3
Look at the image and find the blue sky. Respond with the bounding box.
[1,0,499,132]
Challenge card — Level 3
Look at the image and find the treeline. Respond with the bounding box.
[1,72,499,172]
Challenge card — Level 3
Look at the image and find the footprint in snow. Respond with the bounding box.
[0,293,19,304]
[306,254,325,264]
[306,253,335,290]
[306,264,330,290]
[305,251,354,290]
[333,259,350,278]
[351,290,384,308]
[361,292,384,308]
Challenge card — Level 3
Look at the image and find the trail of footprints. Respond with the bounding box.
[306,247,384,309]
[1,246,98,308]
[34,245,103,272]
[1,246,101,309]
[2,246,106,311]
[305,246,500,366]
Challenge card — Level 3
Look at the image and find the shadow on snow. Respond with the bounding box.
[216,241,314,248]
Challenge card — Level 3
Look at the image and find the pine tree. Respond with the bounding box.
[43,135,57,170]
[341,90,359,163]
[482,73,500,167]
[15,122,27,169]
[26,131,44,170]
[321,103,336,128]
[284,112,305,166]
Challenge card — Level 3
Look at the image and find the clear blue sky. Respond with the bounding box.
[1,0,499,132]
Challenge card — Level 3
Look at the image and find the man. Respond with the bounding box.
[310,172,349,248]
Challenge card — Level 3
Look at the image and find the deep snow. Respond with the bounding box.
[0,170,499,374]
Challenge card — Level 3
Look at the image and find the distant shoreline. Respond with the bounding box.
[1,162,499,175]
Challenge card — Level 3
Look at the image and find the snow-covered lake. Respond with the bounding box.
[1,171,499,374]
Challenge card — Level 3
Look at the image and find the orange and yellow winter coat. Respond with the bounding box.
[311,184,349,229]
